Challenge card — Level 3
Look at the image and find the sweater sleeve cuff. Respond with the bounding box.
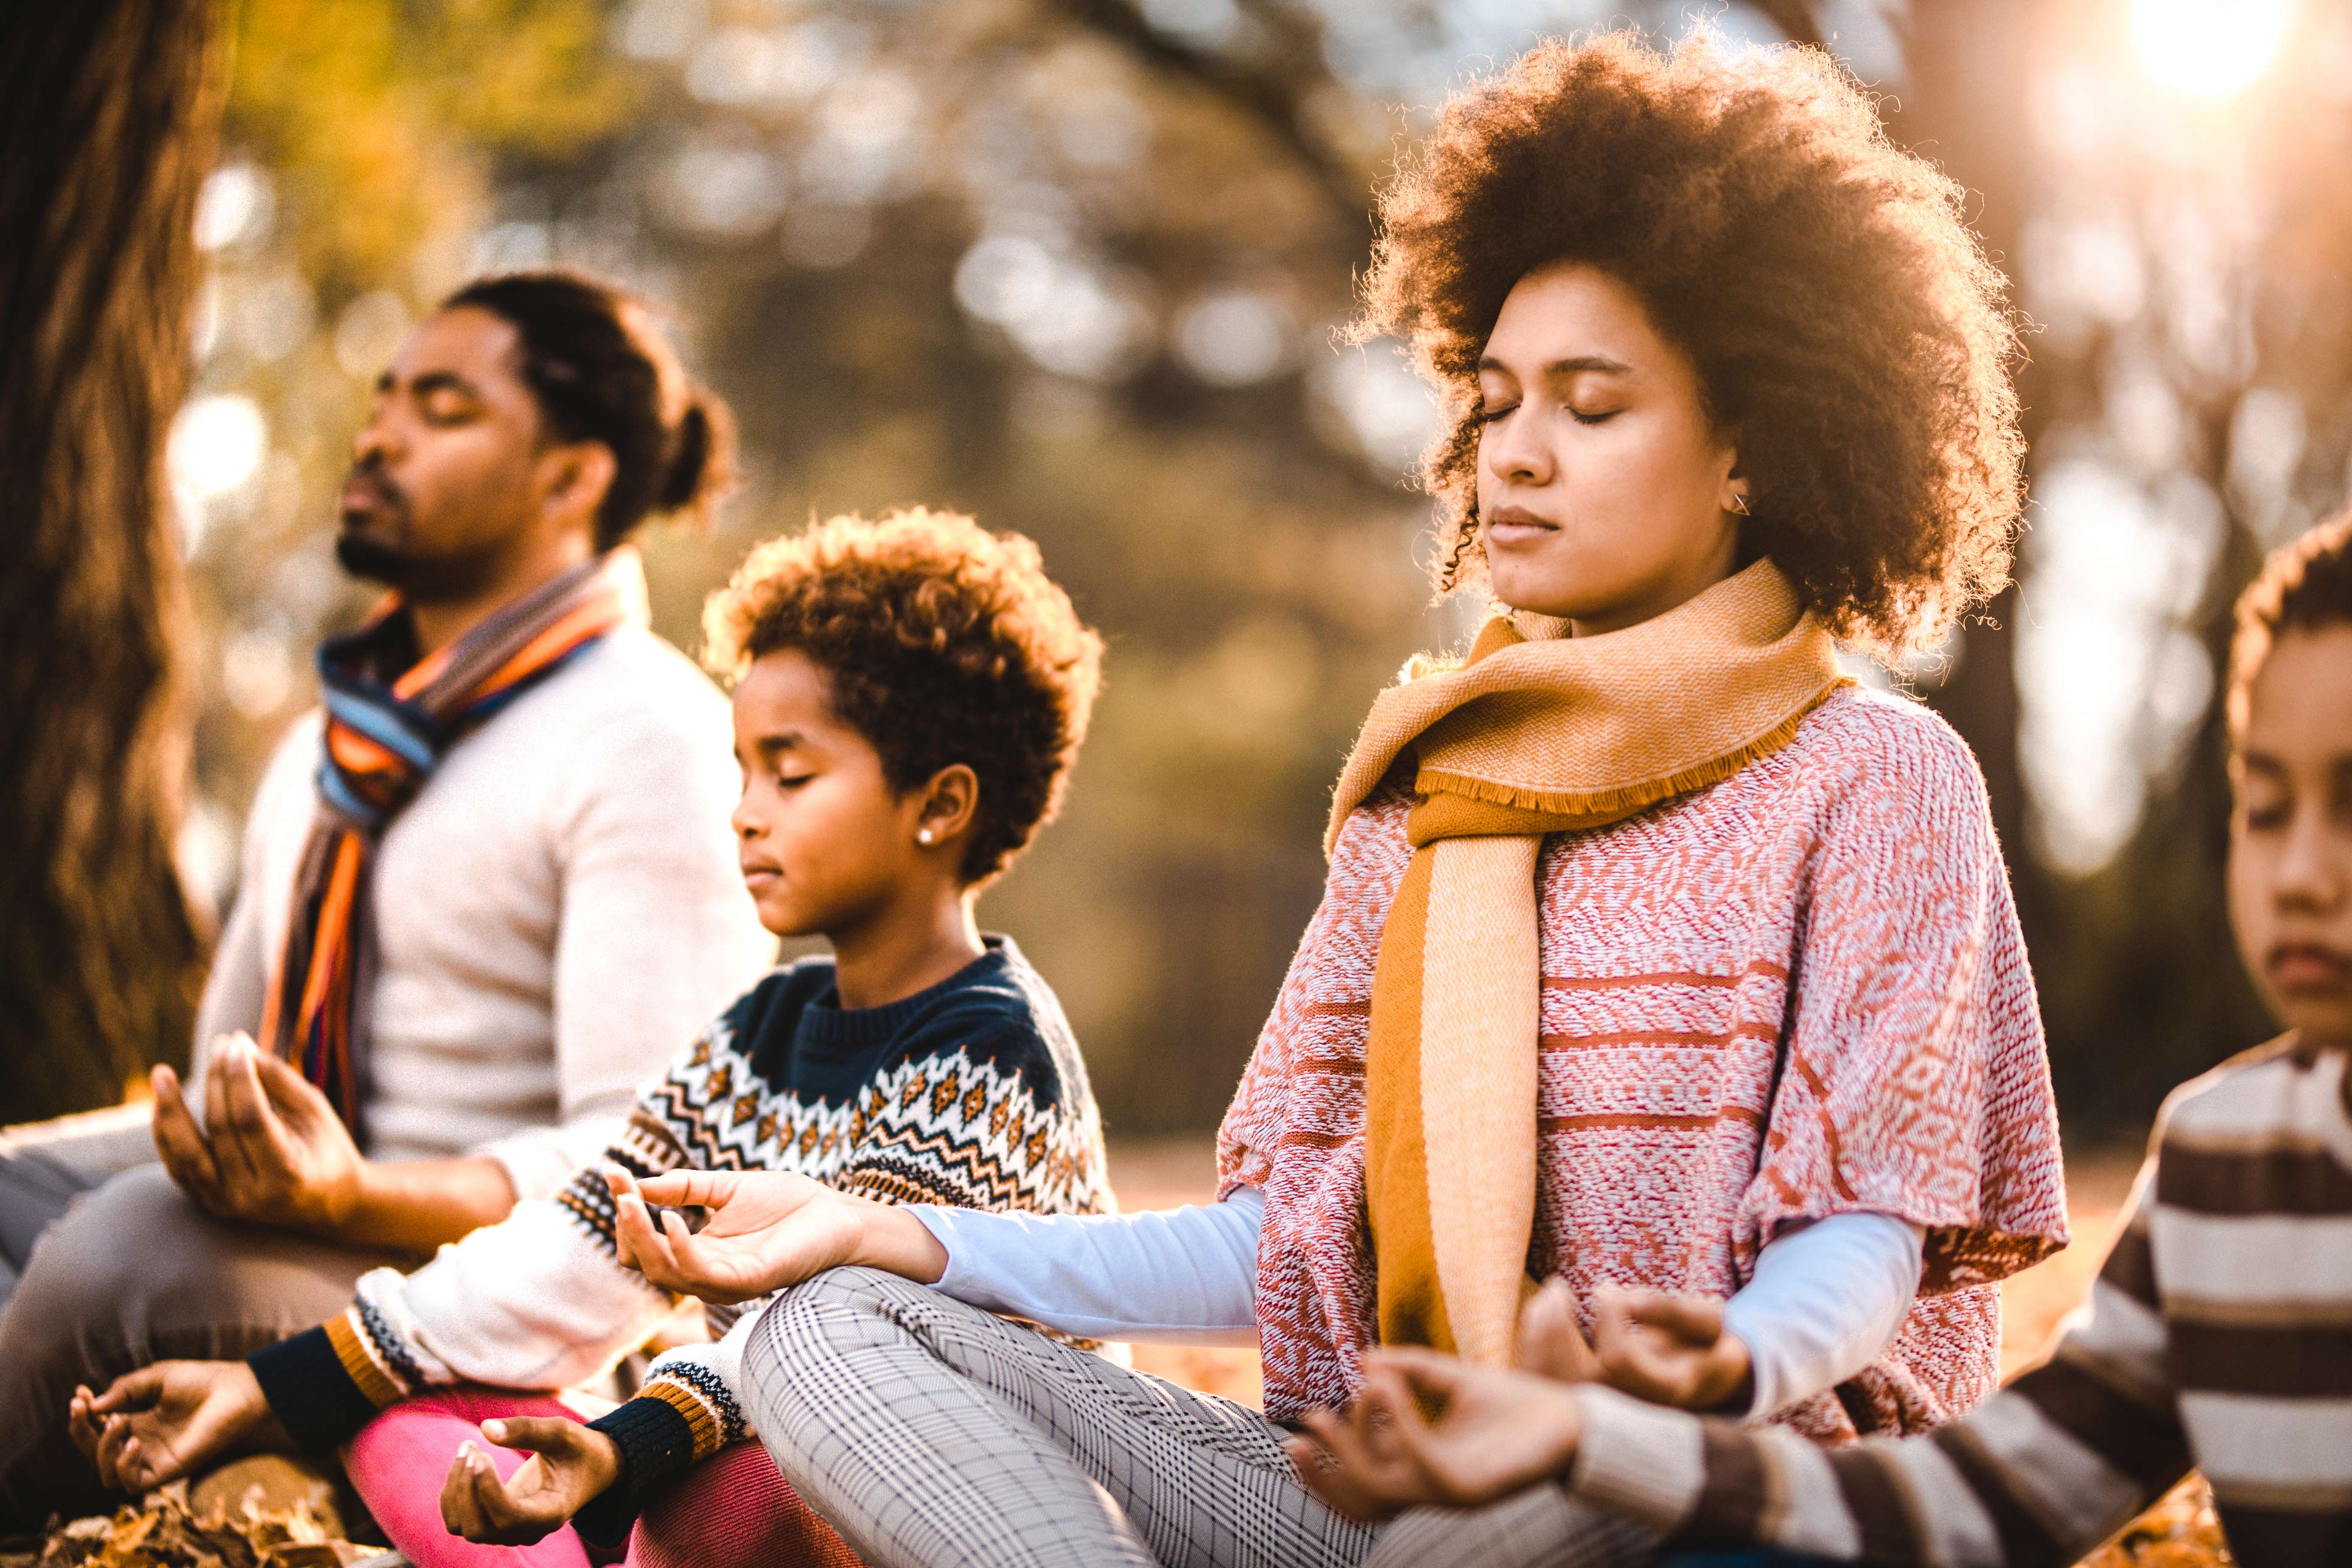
[247,1320,388,1456]
[1563,1387,1708,1536]
[575,1393,701,1546]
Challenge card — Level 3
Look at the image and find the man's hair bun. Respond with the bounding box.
[658,389,739,525]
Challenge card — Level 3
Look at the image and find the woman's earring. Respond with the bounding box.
[917,828,936,845]
[1729,492,1752,517]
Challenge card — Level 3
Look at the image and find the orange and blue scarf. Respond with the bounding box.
[262,554,636,1138]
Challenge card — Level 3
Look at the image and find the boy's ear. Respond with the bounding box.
[915,764,981,850]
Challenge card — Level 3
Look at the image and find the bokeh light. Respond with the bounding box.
[2131,0,2294,97]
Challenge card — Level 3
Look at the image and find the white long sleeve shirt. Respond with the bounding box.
[913,1193,1922,1418]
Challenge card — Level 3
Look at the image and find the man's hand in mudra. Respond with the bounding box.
[606,1166,948,1305]
[149,1034,366,1237]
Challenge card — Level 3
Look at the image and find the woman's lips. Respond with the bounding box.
[740,866,782,891]
[2267,942,2352,992]
[1485,507,1559,547]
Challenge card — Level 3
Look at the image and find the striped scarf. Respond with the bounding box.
[262,552,640,1136]
[1325,561,1846,1369]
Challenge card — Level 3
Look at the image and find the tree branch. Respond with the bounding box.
[1043,0,1370,223]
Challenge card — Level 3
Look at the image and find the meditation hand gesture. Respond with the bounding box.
[150,1034,365,1237]
[1287,1349,1587,1522]
[607,1166,945,1306]
[66,1361,284,1493]
[440,1420,622,1545]
[1519,1277,1753,1413]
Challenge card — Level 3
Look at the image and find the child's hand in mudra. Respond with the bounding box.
[1286,1349,1587,1522]
[1517,1277,1753,1413]
[604,1166,947,1305]
[439,1419,620,1545]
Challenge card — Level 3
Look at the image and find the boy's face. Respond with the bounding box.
[2230,623,2352,1047]
[729,650,926,937]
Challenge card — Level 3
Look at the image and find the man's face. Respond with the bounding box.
[338,306,551,599]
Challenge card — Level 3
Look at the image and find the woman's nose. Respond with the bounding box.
[1483,411,1549,485]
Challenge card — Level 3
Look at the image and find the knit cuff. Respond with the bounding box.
[574,1395,698,1547]
[1564,1387,1708,1535]
[247,1323,383,1457]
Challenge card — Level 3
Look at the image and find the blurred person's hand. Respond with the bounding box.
[607,1165,947,1305]
[1286,1349,1586,1521]
[440,1419,621,1545]
[67,1361,284,1492]
[150,1033,366,1236]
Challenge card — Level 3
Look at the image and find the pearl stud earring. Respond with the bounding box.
[917,828,935,844]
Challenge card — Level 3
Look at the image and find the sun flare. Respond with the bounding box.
[2131,0,2295,97]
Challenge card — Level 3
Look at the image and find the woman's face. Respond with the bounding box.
[1474,262,1744,632]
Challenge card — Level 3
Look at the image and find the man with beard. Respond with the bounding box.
[0,271,773,1523]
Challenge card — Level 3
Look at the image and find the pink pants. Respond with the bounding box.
[346,1390,861,1568]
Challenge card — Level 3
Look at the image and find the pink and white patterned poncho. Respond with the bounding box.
[1217,685,2070,1441]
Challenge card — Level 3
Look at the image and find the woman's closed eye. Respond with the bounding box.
[1567,404,1622,425]
[775,772,816,789]
[1474,402,1518,427]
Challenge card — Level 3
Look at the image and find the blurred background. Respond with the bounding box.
[58,0,2352,1141]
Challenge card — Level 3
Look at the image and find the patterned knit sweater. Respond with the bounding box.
[251,938,1109,1527]
[1218,685,2070,1438]
[1566,1036,2352,1566]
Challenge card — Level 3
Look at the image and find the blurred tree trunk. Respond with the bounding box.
[0,1,222,1119]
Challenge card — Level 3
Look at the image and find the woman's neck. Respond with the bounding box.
[827,892,985,1011]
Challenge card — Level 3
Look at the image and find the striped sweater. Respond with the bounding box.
[1564,1035,2352,1566]
[250,938,1110,1533]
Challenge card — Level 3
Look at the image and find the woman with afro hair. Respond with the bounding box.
[578,28,2071,1568]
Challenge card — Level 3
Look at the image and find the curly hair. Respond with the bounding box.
[1354,29,2025,657]
[2228,505,2352,744]
[702,508,1104,884]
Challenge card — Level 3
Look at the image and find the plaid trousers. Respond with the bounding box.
[740,1267,1658,1568]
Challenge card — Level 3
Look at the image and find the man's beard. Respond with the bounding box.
[335,528,504,601]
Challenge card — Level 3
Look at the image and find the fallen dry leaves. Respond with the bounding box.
[5,1463,378,1568]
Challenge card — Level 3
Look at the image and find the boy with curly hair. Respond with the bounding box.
[69,509,1111,1568]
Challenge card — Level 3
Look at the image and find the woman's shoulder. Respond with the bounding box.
[1783,682,1990,800]
[1328,773,1416,863]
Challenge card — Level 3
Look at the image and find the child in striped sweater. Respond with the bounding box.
[66,509,1111,1568]
[1287,508,2352,1567]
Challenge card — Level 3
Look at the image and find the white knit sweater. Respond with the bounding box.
[191,620,775,1200]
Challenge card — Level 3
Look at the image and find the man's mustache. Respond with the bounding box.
[341,460,407,515]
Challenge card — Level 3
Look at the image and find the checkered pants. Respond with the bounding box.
[740,1267,1658,1568]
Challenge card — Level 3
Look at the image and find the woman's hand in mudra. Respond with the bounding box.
[606,1166,948,1305]
[1516,1277,1752,1414]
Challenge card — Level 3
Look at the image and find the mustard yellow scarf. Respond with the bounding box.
[1328,561,1847,1368]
